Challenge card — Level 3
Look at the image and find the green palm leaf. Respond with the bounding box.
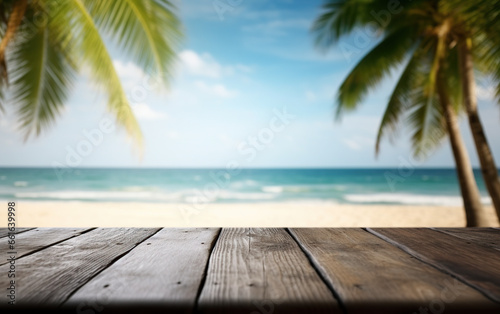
[313,0,380,48]
[407,41,447,157]
[407,79,447,158]
[336,26,417,118]
[9,21,76,139]
[82,0,181,83]
[49,0,143,146]
[375,46,422,155]
[312,0,425,48]
[446,0,500,102]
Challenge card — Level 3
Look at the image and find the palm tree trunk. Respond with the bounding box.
[458,38,500,219]
[0,0,28,84]
[436,68,492,227]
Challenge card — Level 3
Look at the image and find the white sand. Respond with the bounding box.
[3,201,499,227]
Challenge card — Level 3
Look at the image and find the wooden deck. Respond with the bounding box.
[1,228,500,313]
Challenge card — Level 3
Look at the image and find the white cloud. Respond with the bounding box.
[113,61,145,79]
[132,103,167,121]
[111,60,149,91]
[179,50,228,78]
[343,139,362,151]
[342,136,374,151]
[477,85,496,101]
[80,61,148,93]
[179,50,253,79]
[195,81,238,98]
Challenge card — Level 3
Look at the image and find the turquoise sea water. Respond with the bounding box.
[0,168,494,206]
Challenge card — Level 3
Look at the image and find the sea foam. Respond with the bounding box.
[344,193,492,206]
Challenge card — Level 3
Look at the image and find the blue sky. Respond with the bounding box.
[1,0,499,168]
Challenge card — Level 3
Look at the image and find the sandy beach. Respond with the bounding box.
[4,201,499,227]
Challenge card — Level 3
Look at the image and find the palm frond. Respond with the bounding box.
[375,45,422,155]
[9,21,76,139]
[473,35,500,102]
[82,0,181,84]
[447,0,500,103]
[407,40,447,157]
[408,85,447,158]
[312,0,425,48]
[49,0,143,146]
[313,0,379,48]
[336,26,417,118]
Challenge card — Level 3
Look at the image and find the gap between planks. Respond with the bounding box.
[0,228,162,306]
[367,228,500,304]
[286,228,349,314]
[0,227,36,239]
[194,228,223,313]
[430,228,500,251]
[0,228,96,266]
[63,228,221,314]
[61,228,164,305]
[197,228,341,314]
[291,228,498,314]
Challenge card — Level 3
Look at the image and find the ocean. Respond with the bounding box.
[0,168,494,206]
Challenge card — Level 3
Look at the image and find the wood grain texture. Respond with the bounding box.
[0,228,159,306]
[433,228,500,251]
[65,228,220,313]
[0,228,92,265]
[370,228,500,304]
[0,227,35,238]
[290,228,498,314]
[198,228,341,314]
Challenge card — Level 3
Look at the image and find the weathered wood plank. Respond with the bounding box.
[64,228,220,313]
[370,228,500,304]
[198,228,341,314]
[290,228,498,314]
[433,228,500,251]
[0,228,159,307]
[0,228,92,265]
[0,227,35,238]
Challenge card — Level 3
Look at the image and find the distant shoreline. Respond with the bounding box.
[1,166,497,170]
[4,202,498,228]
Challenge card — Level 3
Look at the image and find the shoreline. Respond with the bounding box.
[3,201,498,227]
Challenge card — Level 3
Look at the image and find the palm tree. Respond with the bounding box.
[443,0,500,221]
[0,0,181,145]
[312,0,495,226]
